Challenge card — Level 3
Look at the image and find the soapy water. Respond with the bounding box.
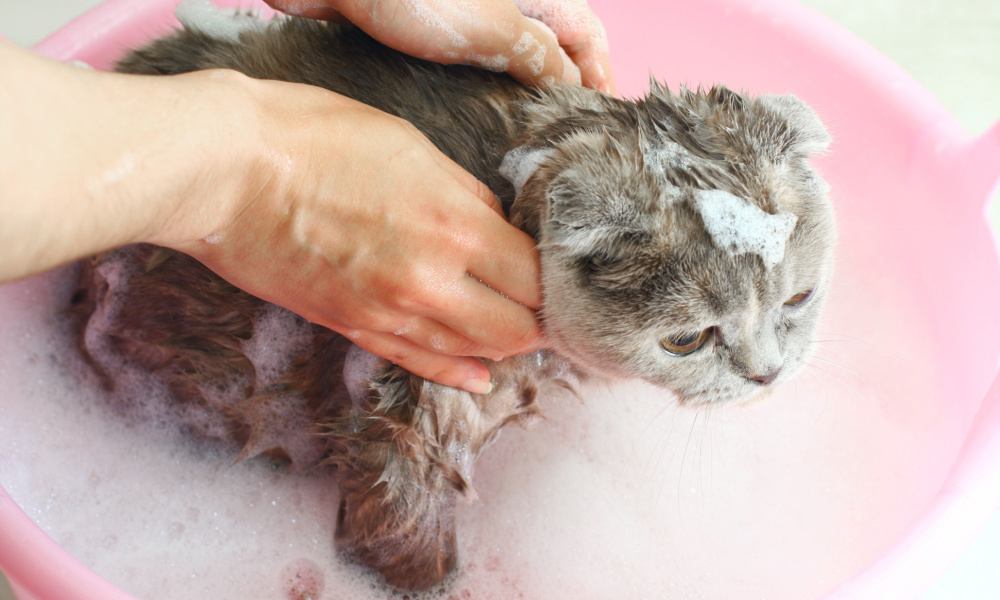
[0,240,967,599]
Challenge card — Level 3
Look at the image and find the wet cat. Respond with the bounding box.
[74,7,835,591]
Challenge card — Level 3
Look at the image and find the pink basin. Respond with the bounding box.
[1,0,998,598]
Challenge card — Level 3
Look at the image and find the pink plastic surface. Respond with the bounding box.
[1,0,998,598]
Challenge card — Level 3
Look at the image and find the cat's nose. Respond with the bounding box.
[747,369,781,386]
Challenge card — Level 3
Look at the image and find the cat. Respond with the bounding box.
[73,7,835,591]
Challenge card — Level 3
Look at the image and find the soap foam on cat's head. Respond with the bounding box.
[692,189,798,269]
[499,146,555,196]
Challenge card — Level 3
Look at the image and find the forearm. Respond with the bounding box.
[0,41,255,281]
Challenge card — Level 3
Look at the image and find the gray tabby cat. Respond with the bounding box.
[73,8,834,591]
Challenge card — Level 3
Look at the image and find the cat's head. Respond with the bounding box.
[504,84,835,405]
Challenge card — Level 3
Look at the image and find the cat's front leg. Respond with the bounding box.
[327,367,468,590]
[326,350,554,590]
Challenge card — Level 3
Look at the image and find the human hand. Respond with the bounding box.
[264,0,614,93]
[169,74,542,394]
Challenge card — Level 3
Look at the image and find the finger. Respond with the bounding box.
[572,49,615,95]
[420,139,504,216]
[392,316,507,360]
[427,275,542,355]
[505,16,581,87]
[561,19,615,93]
[263,0,345,21]
[512,2,615,89]
[347,329,494,394]
[464,210,542,309]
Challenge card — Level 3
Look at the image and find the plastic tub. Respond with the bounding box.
[1,0,998,598]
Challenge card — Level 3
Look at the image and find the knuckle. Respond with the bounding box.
[446,335,481,357]
[372,269,421,311]
[396,263,439,308]
[387,348,412,366]
[355,310,396,334]
[509,322,541,351]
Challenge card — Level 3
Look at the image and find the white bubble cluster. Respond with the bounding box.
[175,0,267,42]
[499,146,555,196]
[693,189,798,269]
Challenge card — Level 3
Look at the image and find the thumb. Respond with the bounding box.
[262,0,345,21]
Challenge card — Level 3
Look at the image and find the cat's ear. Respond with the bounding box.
[544,179,652,258]
[757,94,831,156]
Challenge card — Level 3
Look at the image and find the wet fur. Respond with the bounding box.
[76,16,834,591]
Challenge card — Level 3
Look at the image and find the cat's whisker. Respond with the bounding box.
[638,401,679,481]
[674,408,701,514]
[809,354,857,374]
[807,352,856,372]
[644,401,685,496]
[697,404,711,498]
[802,362,852,385]
[705,403,718,497]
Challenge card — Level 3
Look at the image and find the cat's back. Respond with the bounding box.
[117,17,529,195]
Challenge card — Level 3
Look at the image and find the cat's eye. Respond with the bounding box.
[784,289,814,307]
[660,328,713,356]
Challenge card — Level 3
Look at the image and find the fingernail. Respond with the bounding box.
[560,50,582,86]
[462,377,494,395]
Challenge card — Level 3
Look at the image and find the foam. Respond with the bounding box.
[467,53,510,72]
[513,0,611,54]
[692,189,798,269]
[0,263,960,599]
[399,0,470,49]
[241,304,315,387]
[342,344,384,408]
[175,0,267,42]
[499,146,556,196]
[513,31,535,55]
[645,141,695,173]
[524,46,544,77]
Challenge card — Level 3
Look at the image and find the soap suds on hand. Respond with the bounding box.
[513,0,611,54]
[692,189,798,269]
[399,0,470,48]
[527,46,547,76]
[468,53,510,72]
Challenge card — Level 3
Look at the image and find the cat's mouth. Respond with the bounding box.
[676,381,777,407]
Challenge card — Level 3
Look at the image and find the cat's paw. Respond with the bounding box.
[335,484,457,590]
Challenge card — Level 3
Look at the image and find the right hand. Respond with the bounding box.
[165,73,543,394]
[265,0,615,93]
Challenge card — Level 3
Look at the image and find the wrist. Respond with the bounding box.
[140,69,264,252]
